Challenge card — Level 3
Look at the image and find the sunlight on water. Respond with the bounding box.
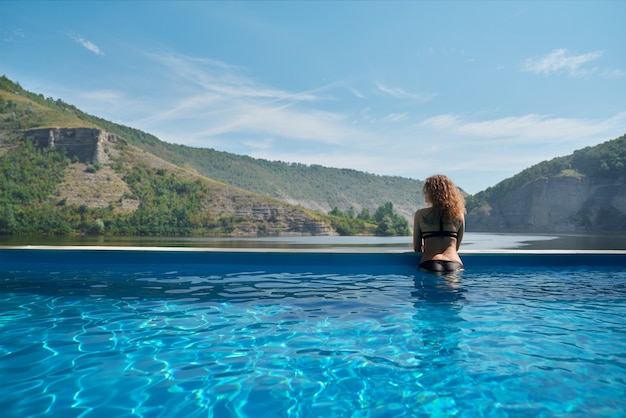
[1,257,625,417]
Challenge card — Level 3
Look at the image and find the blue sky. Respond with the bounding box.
[2,1,625,194]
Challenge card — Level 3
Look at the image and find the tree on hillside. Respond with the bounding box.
[374,202,410,236]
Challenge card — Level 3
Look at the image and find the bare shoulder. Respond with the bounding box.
[447,216,464,233]
[415,208,437,226]
[414,208,429,220]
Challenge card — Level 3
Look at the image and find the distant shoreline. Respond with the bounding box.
[0,233,624,251]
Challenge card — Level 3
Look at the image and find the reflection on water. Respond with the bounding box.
[512,233,626,250]
[0,232,624,250]
[411,271,466,379]
[412,272,465,304]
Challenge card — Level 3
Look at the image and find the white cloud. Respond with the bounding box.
[603,69,626,79]
[148,53,317,102]
[193,104,358,146]
[57,49,622,194]
[410,111,626,192]
[382,113,409,123]
[127,52,624,193]
[418,112,623,142]
[375,82,413,98]
[70,34,104,56]
[349,87,365,99]
[523,48,603,77]
[374,82,437,101]
[129,52,368,147]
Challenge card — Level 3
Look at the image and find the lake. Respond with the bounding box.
[0,232,624,251]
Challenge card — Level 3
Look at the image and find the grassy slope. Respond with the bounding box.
[1,76,425,222]
[1,79,342,235]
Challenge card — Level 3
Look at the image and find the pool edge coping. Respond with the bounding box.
[1,245,625,255]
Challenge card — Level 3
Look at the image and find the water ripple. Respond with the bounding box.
[0,265,625,416]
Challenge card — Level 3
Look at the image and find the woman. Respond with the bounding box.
[413,174,465,272]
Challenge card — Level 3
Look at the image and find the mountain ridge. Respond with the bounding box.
[0,76,410,236]
[0,76,425,224]
[2,75,624,235]
[466,134,626,233]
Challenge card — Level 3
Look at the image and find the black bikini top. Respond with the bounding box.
[421,215,458,240]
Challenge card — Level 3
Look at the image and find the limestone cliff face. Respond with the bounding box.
[26,127,122,164]
[467,175,626,233]
[236,202,337,236]
[206,192,337,236]
[23,127,336,236]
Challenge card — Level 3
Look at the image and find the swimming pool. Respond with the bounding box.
[1,247,625,417]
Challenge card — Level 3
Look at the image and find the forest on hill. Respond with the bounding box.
[0,76,410,237]
[0,76,424,221]
[467,134,626,211]
[466,133,626,232]
[3,75,623,236]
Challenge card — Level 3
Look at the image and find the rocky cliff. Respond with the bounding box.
[467,174,626,233]
[223,201,337,236]
[26,127,122,164]
[18,127,337,236]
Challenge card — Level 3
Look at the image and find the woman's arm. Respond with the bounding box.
[456,215,465,251]
[413,212,423,252]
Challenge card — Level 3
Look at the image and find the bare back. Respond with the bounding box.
[413,208,464,264]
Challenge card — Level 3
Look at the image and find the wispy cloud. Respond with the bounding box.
[382,113,409,123]
[523,48,602,77]
[375,82,414,98]
[69,34,104,56]
[192,105,357,146]
[374,82,437,102]
[418,112,624,141]
[242,110,626,192]
[148,53,317,102]
[133,52,365,147]
[64,49,622,194]
[349,87,365,99]
[3,28,24,42]
[603,69,626,79]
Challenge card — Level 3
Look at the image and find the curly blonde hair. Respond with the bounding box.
[423,174,466,220]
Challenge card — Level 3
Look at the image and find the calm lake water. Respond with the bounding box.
[0,232,624,251]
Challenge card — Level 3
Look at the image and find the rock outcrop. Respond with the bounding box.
[467,174,626,233]
[207,194,338,236]
[21,127,337,236]
[26,127,122,164]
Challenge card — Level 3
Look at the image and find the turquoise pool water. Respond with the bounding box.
[1,249,625,417]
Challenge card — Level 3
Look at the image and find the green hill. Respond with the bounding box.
[466,134,626,232]
[0,76,411,236]
[0,76,424,221]
[3,75,623,235]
